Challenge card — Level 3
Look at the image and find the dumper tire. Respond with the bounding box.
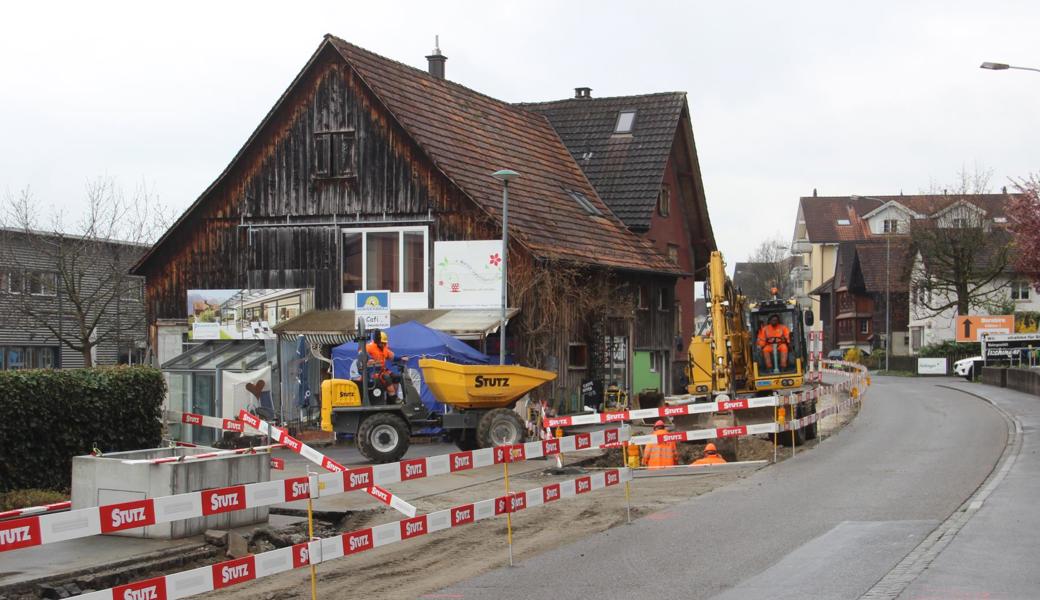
[476,408,526,449]
[451,429,480,451]
[357,412,410,463]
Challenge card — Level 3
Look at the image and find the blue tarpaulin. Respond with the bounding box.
[330,321,491,423]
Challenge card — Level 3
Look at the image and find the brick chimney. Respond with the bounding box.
[426,35,447,79]
[574,87,592,99]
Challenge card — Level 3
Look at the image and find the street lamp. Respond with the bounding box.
[492,169,520,365]
[851,195,893,372]
[980,61,1040,73]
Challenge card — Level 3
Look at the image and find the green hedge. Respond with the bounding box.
[0,366,165,492]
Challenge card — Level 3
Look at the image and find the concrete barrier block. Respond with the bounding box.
[981,366,1007,388]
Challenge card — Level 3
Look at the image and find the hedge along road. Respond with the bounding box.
[437,376,1008,600]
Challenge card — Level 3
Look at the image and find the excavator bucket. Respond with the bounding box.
[418,359,557,410]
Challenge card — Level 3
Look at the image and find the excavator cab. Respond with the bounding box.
[748,299,810,392]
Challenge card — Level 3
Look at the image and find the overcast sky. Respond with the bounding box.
[1,1,1037,264]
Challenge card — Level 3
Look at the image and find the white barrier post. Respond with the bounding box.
[621,424,632,524]
[307,470,319,600]
[503,447,515,566]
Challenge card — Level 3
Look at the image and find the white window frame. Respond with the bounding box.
[341,226,430,310]
[614,111,636,134]
[883,219,899,233]
[1011,280,1031,301]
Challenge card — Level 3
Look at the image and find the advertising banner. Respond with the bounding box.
[355,290,391,329]
[434,241,504,309]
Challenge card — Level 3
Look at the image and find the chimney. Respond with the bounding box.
[574,87,592,99]
[812,188,818,197]
[426,35,447,79]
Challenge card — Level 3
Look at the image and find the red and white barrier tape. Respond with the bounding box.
[0,501,70,521]
[120,444,285,465]
[166,410,247,433]
[236,411,416,518]
[0,426,625,554]
[545,396,777,428]
[629,422,778,445]
[73,469,631,600]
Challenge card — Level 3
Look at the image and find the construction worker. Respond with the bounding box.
[757,314,791,371]
[641,420,678,469]
[690,442,727,466]
[365,329,402,400]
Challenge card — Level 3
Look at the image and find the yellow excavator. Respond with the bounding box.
[668,250,818,459]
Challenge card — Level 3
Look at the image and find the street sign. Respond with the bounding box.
[955,315,1014,342]
[982,333,1040,361]
[355,290,391,329]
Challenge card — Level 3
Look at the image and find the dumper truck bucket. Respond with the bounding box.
[418,359,557,410]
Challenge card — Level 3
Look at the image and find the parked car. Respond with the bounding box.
[953,356,983,381]
[826,349,846,360]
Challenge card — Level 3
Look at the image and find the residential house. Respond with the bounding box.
[0,228,147,369]
[793,192,1023,354]
[133,37,714,417]
[522,90,715,394]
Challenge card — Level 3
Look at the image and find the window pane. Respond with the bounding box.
[332,132,355,177]
[7,347,25,370]
[367,232,400,291]
[314,134,331,176]
[9,271,23,293]
[404,231,424,293]
[343,233,363,293]
[615,111,636,133]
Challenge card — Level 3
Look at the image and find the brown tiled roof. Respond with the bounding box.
[854,239,911,293]
[799,194,1014,243]
[519,93,685,231]
[327,37,678,274]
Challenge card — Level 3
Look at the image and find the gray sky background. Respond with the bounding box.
[1,1,1037,264]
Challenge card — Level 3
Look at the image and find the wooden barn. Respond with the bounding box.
[133,36,714,413]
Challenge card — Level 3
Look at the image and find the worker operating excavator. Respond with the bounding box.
[365,329,404,400]
[757,314,791,372]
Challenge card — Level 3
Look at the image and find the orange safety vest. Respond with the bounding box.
[642,431,678,469]
[757,323,791,349]
[365,341,395,367]
[691,453,727,466]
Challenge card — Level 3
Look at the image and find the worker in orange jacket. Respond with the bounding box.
[757,314,791,371]
[690,442,727,466]
[365,330,402,399]
[642,420,678,469]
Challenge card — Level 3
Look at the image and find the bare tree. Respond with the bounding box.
[910,166,1011,316]
[1,179,172,367]
[738,234,794,302]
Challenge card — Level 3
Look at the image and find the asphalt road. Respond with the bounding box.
[435,376,1008,599]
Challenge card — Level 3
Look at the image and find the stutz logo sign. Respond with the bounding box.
[452,504,475,526]
[720,400,748,411]
[292,543,310,568]
[344,467,373,490]
[222,419,244,432]
[663,406,688,416]
[400,516,427,539]
[718,426,747,438]
[576,477,592,494]
[543,484,561,503]
[284,477,310,502]
[400,459,426,481]
[343,529,373,554]
[114,577,167,600]
[0,517,40,550]
[575,433,592,450]
[281,436,303,452]
[450,452,473,472]
[202,486,246,515]
[660,433,686,443]
[101,500,155,533]
[183,413,202,425]
[604,412,627,422]
[604,429,620,444]
[474,375,510,388]
[212,556,255,588]
[542,439,560,455]
[605,470,621,486]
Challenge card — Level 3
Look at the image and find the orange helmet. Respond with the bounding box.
[653,419,666,429]
[704,442,718,454]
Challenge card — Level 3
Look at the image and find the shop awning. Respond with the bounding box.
[272,308,520,342]
[161,340,268,372]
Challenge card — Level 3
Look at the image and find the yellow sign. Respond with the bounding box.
[955,315,1014,342]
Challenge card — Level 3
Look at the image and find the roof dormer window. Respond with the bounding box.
[565,189,602,216]
[836,218,851,226]
[614,111,636,133]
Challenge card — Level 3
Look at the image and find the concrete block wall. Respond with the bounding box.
[71,447,270,539]
[1005,368,1040,397]
[981,367,1007,388]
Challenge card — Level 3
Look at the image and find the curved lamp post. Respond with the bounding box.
[980,61,1040,74]
[492,169,520,365]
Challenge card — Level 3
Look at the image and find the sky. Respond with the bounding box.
[1,1,1037,264]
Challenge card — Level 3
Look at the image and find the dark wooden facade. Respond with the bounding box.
[135,39,683,409]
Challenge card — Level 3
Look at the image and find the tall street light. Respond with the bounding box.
[492,169,520,365]
[980,61,1040,74]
